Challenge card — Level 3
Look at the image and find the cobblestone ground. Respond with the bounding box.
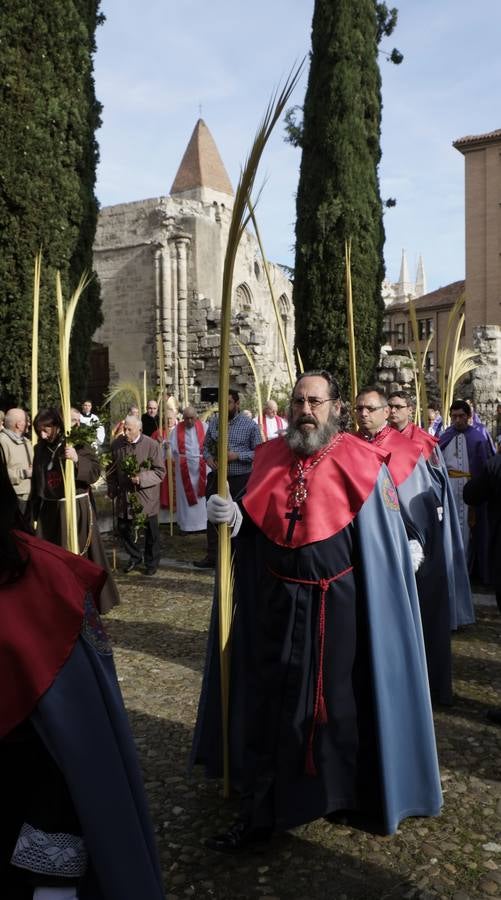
[103,530,501,900]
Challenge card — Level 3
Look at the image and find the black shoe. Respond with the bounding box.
[193,557,215,569]
[205,819,272,854]
[487,708,501,725]
[145,567,158,576]
[124,558,141,573]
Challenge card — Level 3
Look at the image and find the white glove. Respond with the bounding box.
[408,539,425,573]
[207,493,239,526]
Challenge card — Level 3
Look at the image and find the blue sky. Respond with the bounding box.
[94,0,501,294]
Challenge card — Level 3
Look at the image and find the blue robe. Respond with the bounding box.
[440,425,494,584]
[192,464,442,835]
[426,445,474,627]
[10,611,165,900]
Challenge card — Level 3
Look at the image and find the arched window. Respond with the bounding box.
[235,282,253,311]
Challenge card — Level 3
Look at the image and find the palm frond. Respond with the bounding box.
[217,61,304,798]
[407,298,429,426]
[344,239,358,408]
[56,271,92,554]
[103,381,143,415]
[31,251,42,445]
[236,339,265,439]
[248,201,295,386]
[439,291,465,419]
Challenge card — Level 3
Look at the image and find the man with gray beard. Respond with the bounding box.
[192,371,442,851]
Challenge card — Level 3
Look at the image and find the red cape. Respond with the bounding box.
[0,532,107,738]
[400,422,438,461]
[357,425,422,487]
[242,432,390,548]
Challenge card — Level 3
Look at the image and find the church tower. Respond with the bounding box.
[395,249,413,301]
[415,254,427,298]
[170,119,234,206]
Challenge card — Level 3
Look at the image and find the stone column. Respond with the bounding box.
[176,235,190,405]
[170,240,178,397]
[160,245,172,390]
[472,325,501,431]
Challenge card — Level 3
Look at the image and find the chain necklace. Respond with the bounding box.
[46,439,64,471]
[287,433,342,510]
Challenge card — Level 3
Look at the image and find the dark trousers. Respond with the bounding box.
[118,515,160,569]
[205,472,250,562]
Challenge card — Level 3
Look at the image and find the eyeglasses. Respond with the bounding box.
[355,405,385,413]
[388,404,408,410]
[291,396,334,410]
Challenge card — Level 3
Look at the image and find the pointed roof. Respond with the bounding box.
[415,255,427,298]
[395,249,413,301]
[170,119,234,199]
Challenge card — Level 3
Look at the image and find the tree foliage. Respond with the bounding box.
[0,1,103,407]
[293,0,394,393]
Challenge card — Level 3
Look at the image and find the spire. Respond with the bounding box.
[170,119,234,203]
[414,254,427,297]
[395,249,414,301]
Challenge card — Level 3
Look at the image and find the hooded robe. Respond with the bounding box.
[401,423,474,628]
[360,425,453,706]
[191,433,442,834]
[0,533,165,900]
[440,424,494,584]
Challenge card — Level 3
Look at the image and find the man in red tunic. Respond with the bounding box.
[387,390,474,630]
[194,372,441,851]
[355,386,453,705]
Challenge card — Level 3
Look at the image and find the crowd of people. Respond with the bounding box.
[1,376,500,894]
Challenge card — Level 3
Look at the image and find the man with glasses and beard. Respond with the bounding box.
[192,371,441,852]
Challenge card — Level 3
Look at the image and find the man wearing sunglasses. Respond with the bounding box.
[194,371,441,852]
[388,390,473,633]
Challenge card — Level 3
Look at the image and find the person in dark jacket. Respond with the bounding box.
[464,454,501,724]
[107,415,165,576]
[31,408,119,613]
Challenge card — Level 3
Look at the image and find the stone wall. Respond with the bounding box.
[93,195,294,406]
[471,324,501,419]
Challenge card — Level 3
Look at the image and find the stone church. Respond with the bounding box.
[91,119,294,406]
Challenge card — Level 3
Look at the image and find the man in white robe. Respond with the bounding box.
[440,399,494,582]
[170,407,208,533]
[254,399,287,440]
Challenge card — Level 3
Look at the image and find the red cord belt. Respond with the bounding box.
[268,565,354,776]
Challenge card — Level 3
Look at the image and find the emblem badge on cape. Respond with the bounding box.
[382,476,399,511]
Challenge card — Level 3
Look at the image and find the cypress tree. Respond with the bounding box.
[293,0,394,393]
[0,1,103,407]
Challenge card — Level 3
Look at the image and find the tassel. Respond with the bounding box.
[317,694,328,724]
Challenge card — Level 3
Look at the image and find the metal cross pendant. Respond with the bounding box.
[285,506,303,543]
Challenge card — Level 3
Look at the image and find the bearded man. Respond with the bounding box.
[192,371,441,851]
